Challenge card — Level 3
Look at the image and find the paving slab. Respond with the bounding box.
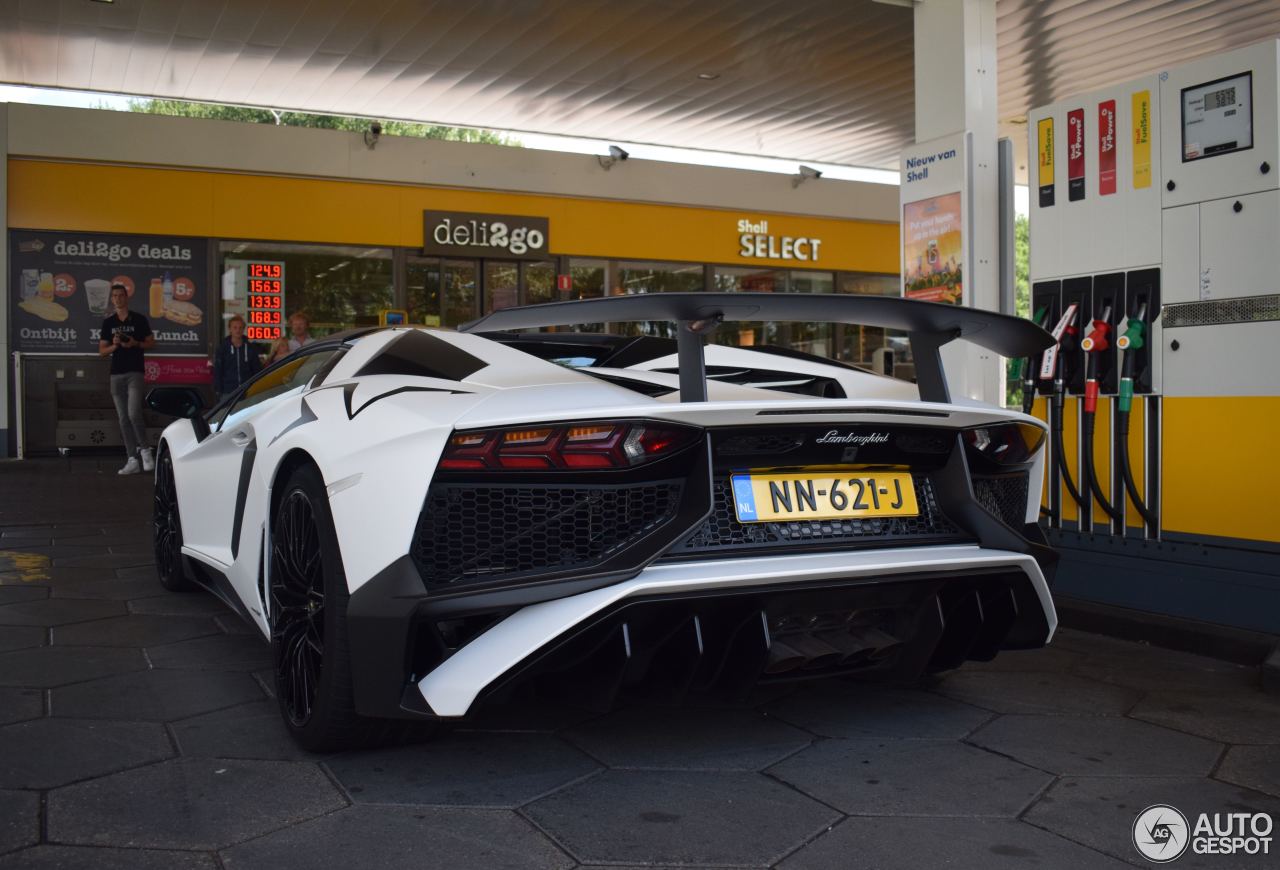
[0,645,147,688]
[171,700,314,762]
[525,769,841,866]
[0,688,43,726]
[0,790,39,856]
[0,845,218,870]
[50,577,167,601]
[0,626,45,653]
[1131,689,1280,744]
[1073,646,1259,693]
[146,634,271,671]
[220,805,571,870]
[769,738,1051,817]
[52,669,265,721]
[1216,745,1280,797]
[47,757,346,850]
[215,614,257,635]
[563,705,810,770]
[0,718,174,788]
[970,714,1225,776]
[128,594,232,617]
[1025,776,1280,870]
[766,684,991,739]
[53,553,153,570]
[326,731,600,807]
[0,598,125,627]
[53,614,219,648]
[931,669,1142,715]
[114,565,161,581]
[465,697,601,733]
[778,816,1133,869]
[957,645,1084,674]
[0,586,48,606]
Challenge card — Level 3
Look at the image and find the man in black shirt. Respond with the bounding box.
[98,283,156,475]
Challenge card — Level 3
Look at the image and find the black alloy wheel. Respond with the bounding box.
[154,449,194,592]
[271,487,326,729]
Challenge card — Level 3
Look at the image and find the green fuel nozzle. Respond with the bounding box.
[1118,318,1145,352]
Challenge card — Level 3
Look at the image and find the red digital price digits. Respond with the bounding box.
[248,263,282,279]
[248,279,282,294]
[246,326,282,340]
[249,294,281,308]
[249,310,282,324]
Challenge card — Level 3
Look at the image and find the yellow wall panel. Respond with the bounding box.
[9,160,899,273]
[1060,398,1080,524]
[1088,400,1112,526]
[1123,396,1146,530]
[1163,397,1280,544]
[1033,396,1051,510]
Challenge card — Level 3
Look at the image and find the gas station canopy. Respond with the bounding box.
[3,0,1279,171]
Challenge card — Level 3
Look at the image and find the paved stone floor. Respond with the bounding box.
[1,457,1278,868]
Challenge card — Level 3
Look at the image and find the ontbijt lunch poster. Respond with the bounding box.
[10,229,208,353]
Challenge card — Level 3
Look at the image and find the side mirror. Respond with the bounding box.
[146,387,205,419]
[147,387,210,442]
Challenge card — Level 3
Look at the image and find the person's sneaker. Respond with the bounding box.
[118,457,141,475]
[140,448,155,472]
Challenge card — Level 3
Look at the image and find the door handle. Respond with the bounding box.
[230,431,252,446]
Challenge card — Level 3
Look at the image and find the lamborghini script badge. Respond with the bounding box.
[814,431,890,446]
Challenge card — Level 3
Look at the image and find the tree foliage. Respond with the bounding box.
[1006,213,1031,407]
[127,99,514,145]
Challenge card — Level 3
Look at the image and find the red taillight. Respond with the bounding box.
[440,422,699,471]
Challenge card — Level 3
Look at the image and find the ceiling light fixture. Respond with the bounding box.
[697,72,720,81]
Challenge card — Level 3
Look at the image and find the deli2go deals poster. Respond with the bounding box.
[10,229,208,353]
[902,193,963,305]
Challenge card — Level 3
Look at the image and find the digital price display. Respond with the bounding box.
[1182,71,1253,162]
[244,260,286,341]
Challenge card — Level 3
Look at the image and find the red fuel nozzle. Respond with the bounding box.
[1081,319,1111,353]
[1084,379,1099,413]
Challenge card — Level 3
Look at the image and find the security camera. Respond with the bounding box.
[598,144,631,170]
[791,164,823,188]
[364,122,383,149]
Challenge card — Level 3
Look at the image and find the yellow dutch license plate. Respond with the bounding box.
[730,471,919,523]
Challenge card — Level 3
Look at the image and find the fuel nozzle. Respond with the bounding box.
[1081,306,1112,413]
[1081,307,1112,354]
[1117,303,1148,413]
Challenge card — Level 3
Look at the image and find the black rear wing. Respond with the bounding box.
[460,292,1053,403]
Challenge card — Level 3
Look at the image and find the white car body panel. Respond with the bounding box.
[419,544,1055,717]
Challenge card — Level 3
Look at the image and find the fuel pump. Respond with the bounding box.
[1116,306,1158,531]
[1080,308,1125,530]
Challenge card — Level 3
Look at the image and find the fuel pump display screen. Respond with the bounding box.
[1181,72,1253,162]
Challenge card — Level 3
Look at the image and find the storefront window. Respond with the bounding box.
[406,257,441,327]
[484,262,519,312]
[219,242,392,337]
[836,271,910,372]
[713,266,787,293]
[525,261,556,305]
[443,259,479,327]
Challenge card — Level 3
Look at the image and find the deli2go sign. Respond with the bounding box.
[423,211,550,259]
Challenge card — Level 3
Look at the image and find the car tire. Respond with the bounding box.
[154,446,196,593]
[269,463,372,753]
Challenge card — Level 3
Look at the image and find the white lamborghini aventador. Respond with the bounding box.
[148,293,1057,751]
